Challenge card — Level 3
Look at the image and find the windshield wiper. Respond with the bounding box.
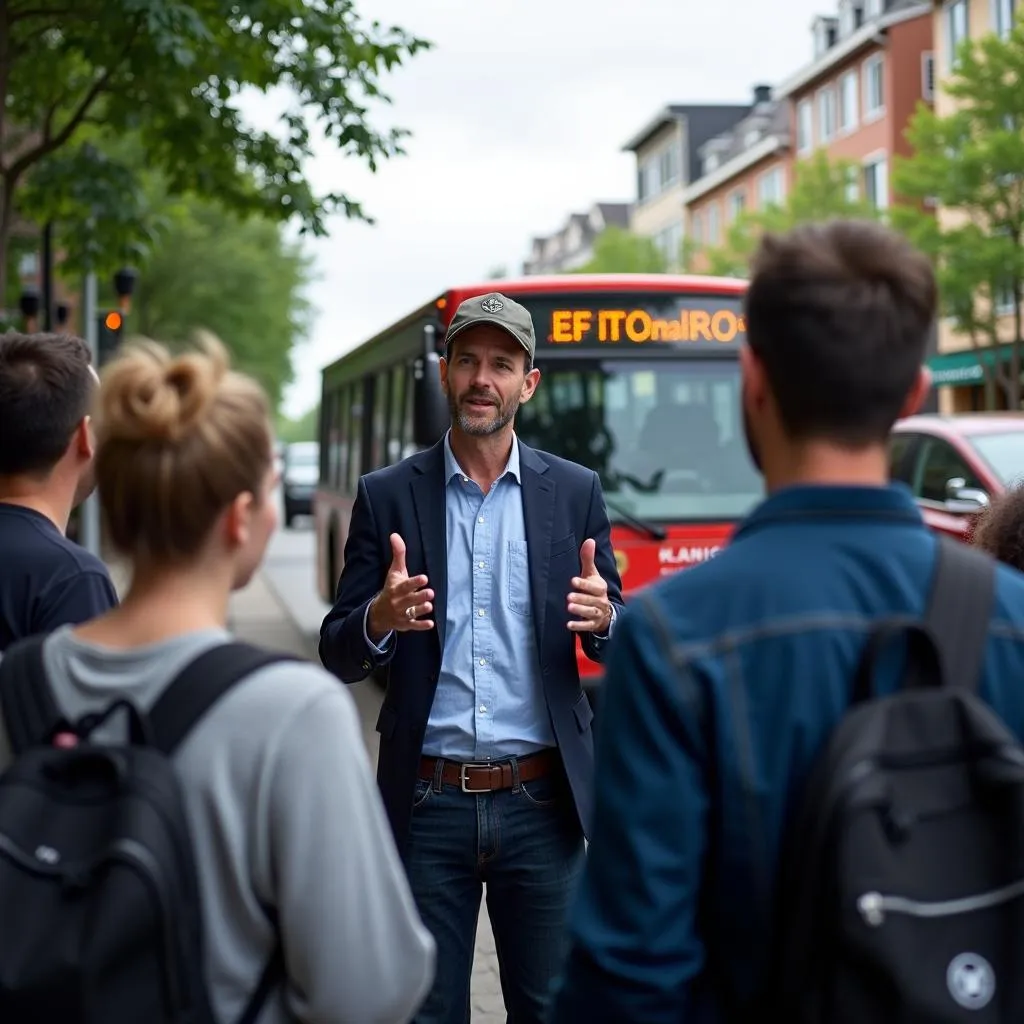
[605,498,667,540]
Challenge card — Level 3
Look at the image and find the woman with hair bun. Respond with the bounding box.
[0,335,435,1023]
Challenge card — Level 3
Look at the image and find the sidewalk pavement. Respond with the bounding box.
[110,563,506,1022]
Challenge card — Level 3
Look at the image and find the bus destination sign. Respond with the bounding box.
[546,303,746,347]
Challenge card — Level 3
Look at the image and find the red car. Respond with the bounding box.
[890,413,1024,540]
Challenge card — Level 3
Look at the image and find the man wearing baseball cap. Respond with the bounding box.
[321,291,624,1023]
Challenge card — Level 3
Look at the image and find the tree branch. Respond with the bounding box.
[7,25,138,181]
[8,7,84,24]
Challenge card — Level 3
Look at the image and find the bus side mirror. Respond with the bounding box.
[413,350,449,448]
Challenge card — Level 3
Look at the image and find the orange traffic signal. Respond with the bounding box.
[104,311,123,331]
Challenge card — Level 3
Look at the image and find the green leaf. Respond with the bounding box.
[698,149,883,276]
[893,15,1024,407]
[114,195,315,412]
[573,227,668,274]
[1,0,431,300]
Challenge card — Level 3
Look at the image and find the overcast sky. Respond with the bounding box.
[266,0,828,417]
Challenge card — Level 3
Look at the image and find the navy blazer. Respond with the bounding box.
[319,438,624,854]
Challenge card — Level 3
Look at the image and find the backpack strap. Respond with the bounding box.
[0,635,67,754]
[925,535,995,692]
[148,641,302,755]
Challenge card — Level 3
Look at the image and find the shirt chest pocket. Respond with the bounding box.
[506,540,532,617]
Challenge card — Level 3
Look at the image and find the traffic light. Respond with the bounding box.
[97,310,124,366]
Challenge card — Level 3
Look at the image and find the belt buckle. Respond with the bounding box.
[459,761,493,794]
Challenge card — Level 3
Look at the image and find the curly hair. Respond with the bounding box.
[972,484,1024,571]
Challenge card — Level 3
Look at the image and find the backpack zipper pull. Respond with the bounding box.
[858,891,885,926]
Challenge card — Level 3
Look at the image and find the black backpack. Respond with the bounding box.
[772,535,1024,1022]
[0,636,298,1023]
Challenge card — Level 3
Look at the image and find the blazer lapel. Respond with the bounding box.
[519,442,555,650]
[410,445,448,652]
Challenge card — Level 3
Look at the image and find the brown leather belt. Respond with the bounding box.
[418,749,559,793]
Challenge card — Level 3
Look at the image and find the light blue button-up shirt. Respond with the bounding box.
[364,432,615,762]
[422,432,554,760]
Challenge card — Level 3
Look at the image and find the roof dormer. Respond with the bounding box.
[838,0,865,37]
[812,14,839,57]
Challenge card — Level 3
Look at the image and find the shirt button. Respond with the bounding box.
[478,561,485,568]
[478,516,484,523]
[479,705,487,714]
[478,608,486,616]
[479,658,486,666]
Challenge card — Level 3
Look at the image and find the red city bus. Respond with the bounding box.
[315,273,761,688]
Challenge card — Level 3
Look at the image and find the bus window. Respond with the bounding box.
[370,371,389,470]
[319,390,333,485]
[514,359,761,522]
[387,364,406,464]
[402,365,416,458]
[332,387,349,488]
[347,384,364,493]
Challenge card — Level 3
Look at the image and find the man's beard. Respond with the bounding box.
[449,388,519,437]
[741,402,763,475]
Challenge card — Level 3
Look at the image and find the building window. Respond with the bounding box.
[863,156,888,210]
[758,167,784,208]
[707,204,721,245]
[727,190,746,222]
[839,70,859,132]
[818,86,837,142]
[993,0,1017,38]
[797,99,813,154]
[946,0,969,70]
[691,211,705,245]
[656,222,683,268]
[863,54,884,118]
[659,145,680,189]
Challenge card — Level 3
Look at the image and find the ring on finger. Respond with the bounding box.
[406,605,415,619]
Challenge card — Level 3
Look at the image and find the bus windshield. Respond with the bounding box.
[515,359,763,522]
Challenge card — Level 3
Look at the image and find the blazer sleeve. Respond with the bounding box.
[581,470,625,665]
[318,476,397,682]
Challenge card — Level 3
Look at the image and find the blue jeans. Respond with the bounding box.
[406,759,585,1024]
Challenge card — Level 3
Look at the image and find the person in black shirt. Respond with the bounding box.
[0,332,118,650]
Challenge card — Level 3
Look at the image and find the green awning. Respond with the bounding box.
[927,345,1013,386]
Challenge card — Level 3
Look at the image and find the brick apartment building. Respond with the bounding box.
[927,0,1020,412]
[682,86,791,268]
[619,103,751,268]
[681,0,934,271]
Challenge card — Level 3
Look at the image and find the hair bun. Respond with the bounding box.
[97,334,229,444]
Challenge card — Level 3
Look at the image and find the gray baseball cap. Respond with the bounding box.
[444,292,536,362]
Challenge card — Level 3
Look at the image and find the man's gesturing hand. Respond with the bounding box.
[567,538,613,634]
[367,533,434,640]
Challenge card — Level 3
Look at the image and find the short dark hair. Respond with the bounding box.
[973,484,1024,571]
[0,332,95,476]
[744,219,937,446]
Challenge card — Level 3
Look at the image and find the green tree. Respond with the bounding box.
[893,17,1024,409]
[123,196,314,411]
[575,226,667,273]
[0,0,430,300]
[702,150,882,276]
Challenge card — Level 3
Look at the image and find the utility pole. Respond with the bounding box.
[80,267,101,558]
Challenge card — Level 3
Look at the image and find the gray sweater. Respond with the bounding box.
[0,626,436,1023]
